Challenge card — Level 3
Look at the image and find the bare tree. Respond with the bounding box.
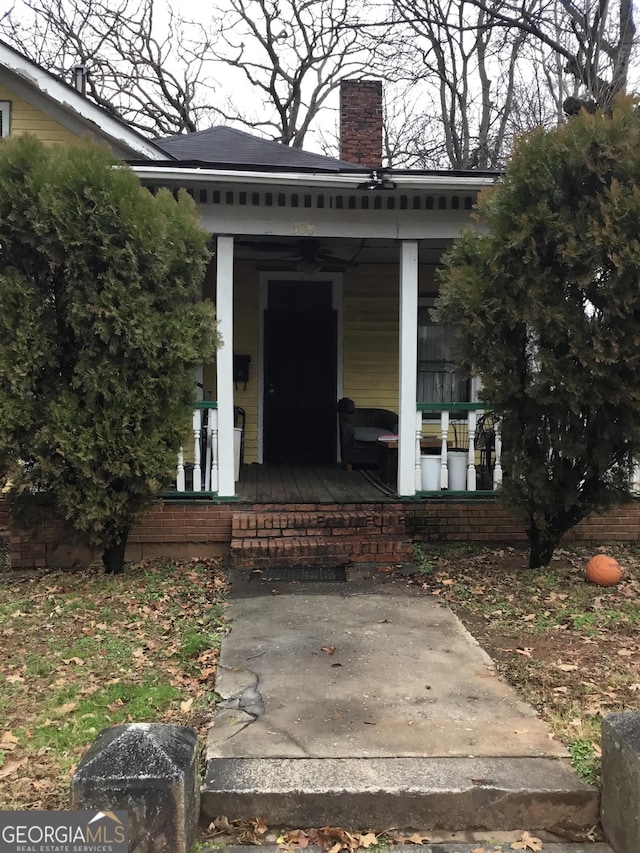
[1,0,220,136]
[207,0,374,146]
[371,0,542,169]
[464,0,637,112]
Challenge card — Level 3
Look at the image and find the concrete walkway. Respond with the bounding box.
[202,573,599,834]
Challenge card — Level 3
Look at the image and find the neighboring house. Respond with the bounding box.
[0,43,499,502]
[0,40,165,159]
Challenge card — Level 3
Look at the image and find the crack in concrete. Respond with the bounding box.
[218,666,265,719]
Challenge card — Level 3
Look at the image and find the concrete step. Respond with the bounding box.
[229,534,413,569]
[201,756,599,834]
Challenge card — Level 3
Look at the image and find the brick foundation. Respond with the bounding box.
[405,499,640,544]
[8,501,234,568]
[6,497,640,569]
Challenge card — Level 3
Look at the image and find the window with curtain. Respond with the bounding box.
[417,297,470,404]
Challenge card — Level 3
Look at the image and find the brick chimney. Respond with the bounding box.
[339,80,383,168]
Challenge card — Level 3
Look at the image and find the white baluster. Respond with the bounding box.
[440,409,449,489]
[176,447,185,492]
[493,421,503,488]
[630,456,640,493]
[467,410,477,491]
[415,409,423,491]
[192,408,202,492]
[211,408,219,493]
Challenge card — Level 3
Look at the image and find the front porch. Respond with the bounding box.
[171,401,504,501]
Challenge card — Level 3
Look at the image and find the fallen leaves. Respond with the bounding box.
[271,826,436,851]
[0,731,18,751]
[515,647,533,657]
[277,826,385,853]
[511,830,543,851]
[55,702,78,716]
[207,815,268,845]
[0,757,27,779]
[321,646,336,656]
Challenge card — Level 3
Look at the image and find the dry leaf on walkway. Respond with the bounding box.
[386,831,431,844]
[277,829,309,850]
[207,815,267,845]
[321,646,336,655]
[511,830,543,851]
[309,825,358,851]
[355,833,378,848]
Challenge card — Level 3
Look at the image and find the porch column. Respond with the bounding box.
[216,235,236,497]
[398,240,419,496]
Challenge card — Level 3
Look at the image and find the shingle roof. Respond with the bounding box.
[154,125,363,172]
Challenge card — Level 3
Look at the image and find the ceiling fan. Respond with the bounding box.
[237,238,363,273]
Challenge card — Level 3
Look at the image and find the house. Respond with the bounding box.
[8,43,635,569]
[129,80,503,502]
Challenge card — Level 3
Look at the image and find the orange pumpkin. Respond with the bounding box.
[585,554,622,587]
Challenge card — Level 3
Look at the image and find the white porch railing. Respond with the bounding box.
[175,402,219,494]
[416,403,502,492]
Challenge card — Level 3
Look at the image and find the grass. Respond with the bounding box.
[0,557,227,810]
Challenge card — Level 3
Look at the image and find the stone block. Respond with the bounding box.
[71,723,200,853]
[601,711,640,853]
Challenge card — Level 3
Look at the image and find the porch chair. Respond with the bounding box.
[337,397,398,469]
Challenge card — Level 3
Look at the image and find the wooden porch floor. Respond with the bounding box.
[236,464,396,504]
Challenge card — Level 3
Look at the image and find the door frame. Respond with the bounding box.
[257,271,343,464]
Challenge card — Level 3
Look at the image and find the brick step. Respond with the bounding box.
[231,509,406,538]
[230,534,413,570]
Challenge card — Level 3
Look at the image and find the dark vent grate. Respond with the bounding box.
[251,565,347,583]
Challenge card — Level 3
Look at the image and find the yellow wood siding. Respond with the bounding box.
[232,264,260,464]
[343,265,399,412]
[0,84,78,145]
[342,264,439,413]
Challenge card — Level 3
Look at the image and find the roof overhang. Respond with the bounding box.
[131,165,498,193]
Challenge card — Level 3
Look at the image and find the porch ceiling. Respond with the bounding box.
[233,236,451,267]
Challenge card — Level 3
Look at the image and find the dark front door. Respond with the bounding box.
[264,291,337,464]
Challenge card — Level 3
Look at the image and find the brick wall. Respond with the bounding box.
[0,497,9,531]
[6,497,640,569]
[9,501,234,568]
[339,80,383,168]
[405,500,640,543]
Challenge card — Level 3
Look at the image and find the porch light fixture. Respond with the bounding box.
[357,170,397,191]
